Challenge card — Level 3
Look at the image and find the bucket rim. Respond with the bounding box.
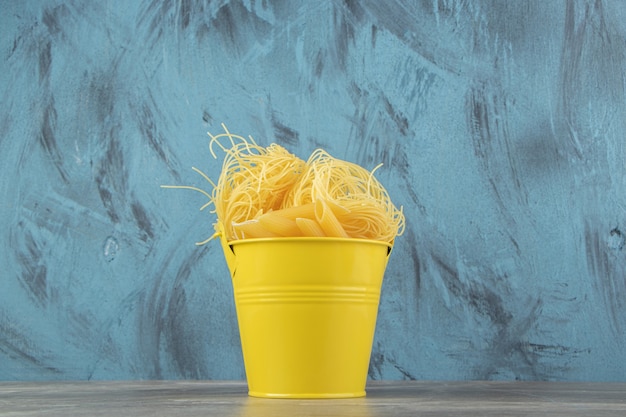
[227,236,393,249]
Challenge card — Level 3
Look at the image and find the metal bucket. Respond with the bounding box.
[220,236,391,398]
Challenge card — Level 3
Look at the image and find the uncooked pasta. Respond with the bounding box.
[162,124,405,244]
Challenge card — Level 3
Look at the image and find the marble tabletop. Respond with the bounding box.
[1,380,625,416]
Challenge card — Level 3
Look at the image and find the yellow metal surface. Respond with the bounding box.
[222,237,391,398]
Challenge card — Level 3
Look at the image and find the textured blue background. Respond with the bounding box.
[1,1,625,381]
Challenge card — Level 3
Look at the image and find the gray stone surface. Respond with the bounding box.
[1,381,625,416]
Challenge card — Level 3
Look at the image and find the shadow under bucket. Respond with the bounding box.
[221,237,392,399]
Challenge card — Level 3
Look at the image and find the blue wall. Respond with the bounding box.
[1,0,625,381]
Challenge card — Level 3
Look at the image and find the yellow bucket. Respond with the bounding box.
[219,235,392,398]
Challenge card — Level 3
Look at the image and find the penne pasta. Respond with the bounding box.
[233,219,280,239]
[264,203,316,220]
[314,199,349,238]
[295,218,326,237]
[258,212,303,237]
